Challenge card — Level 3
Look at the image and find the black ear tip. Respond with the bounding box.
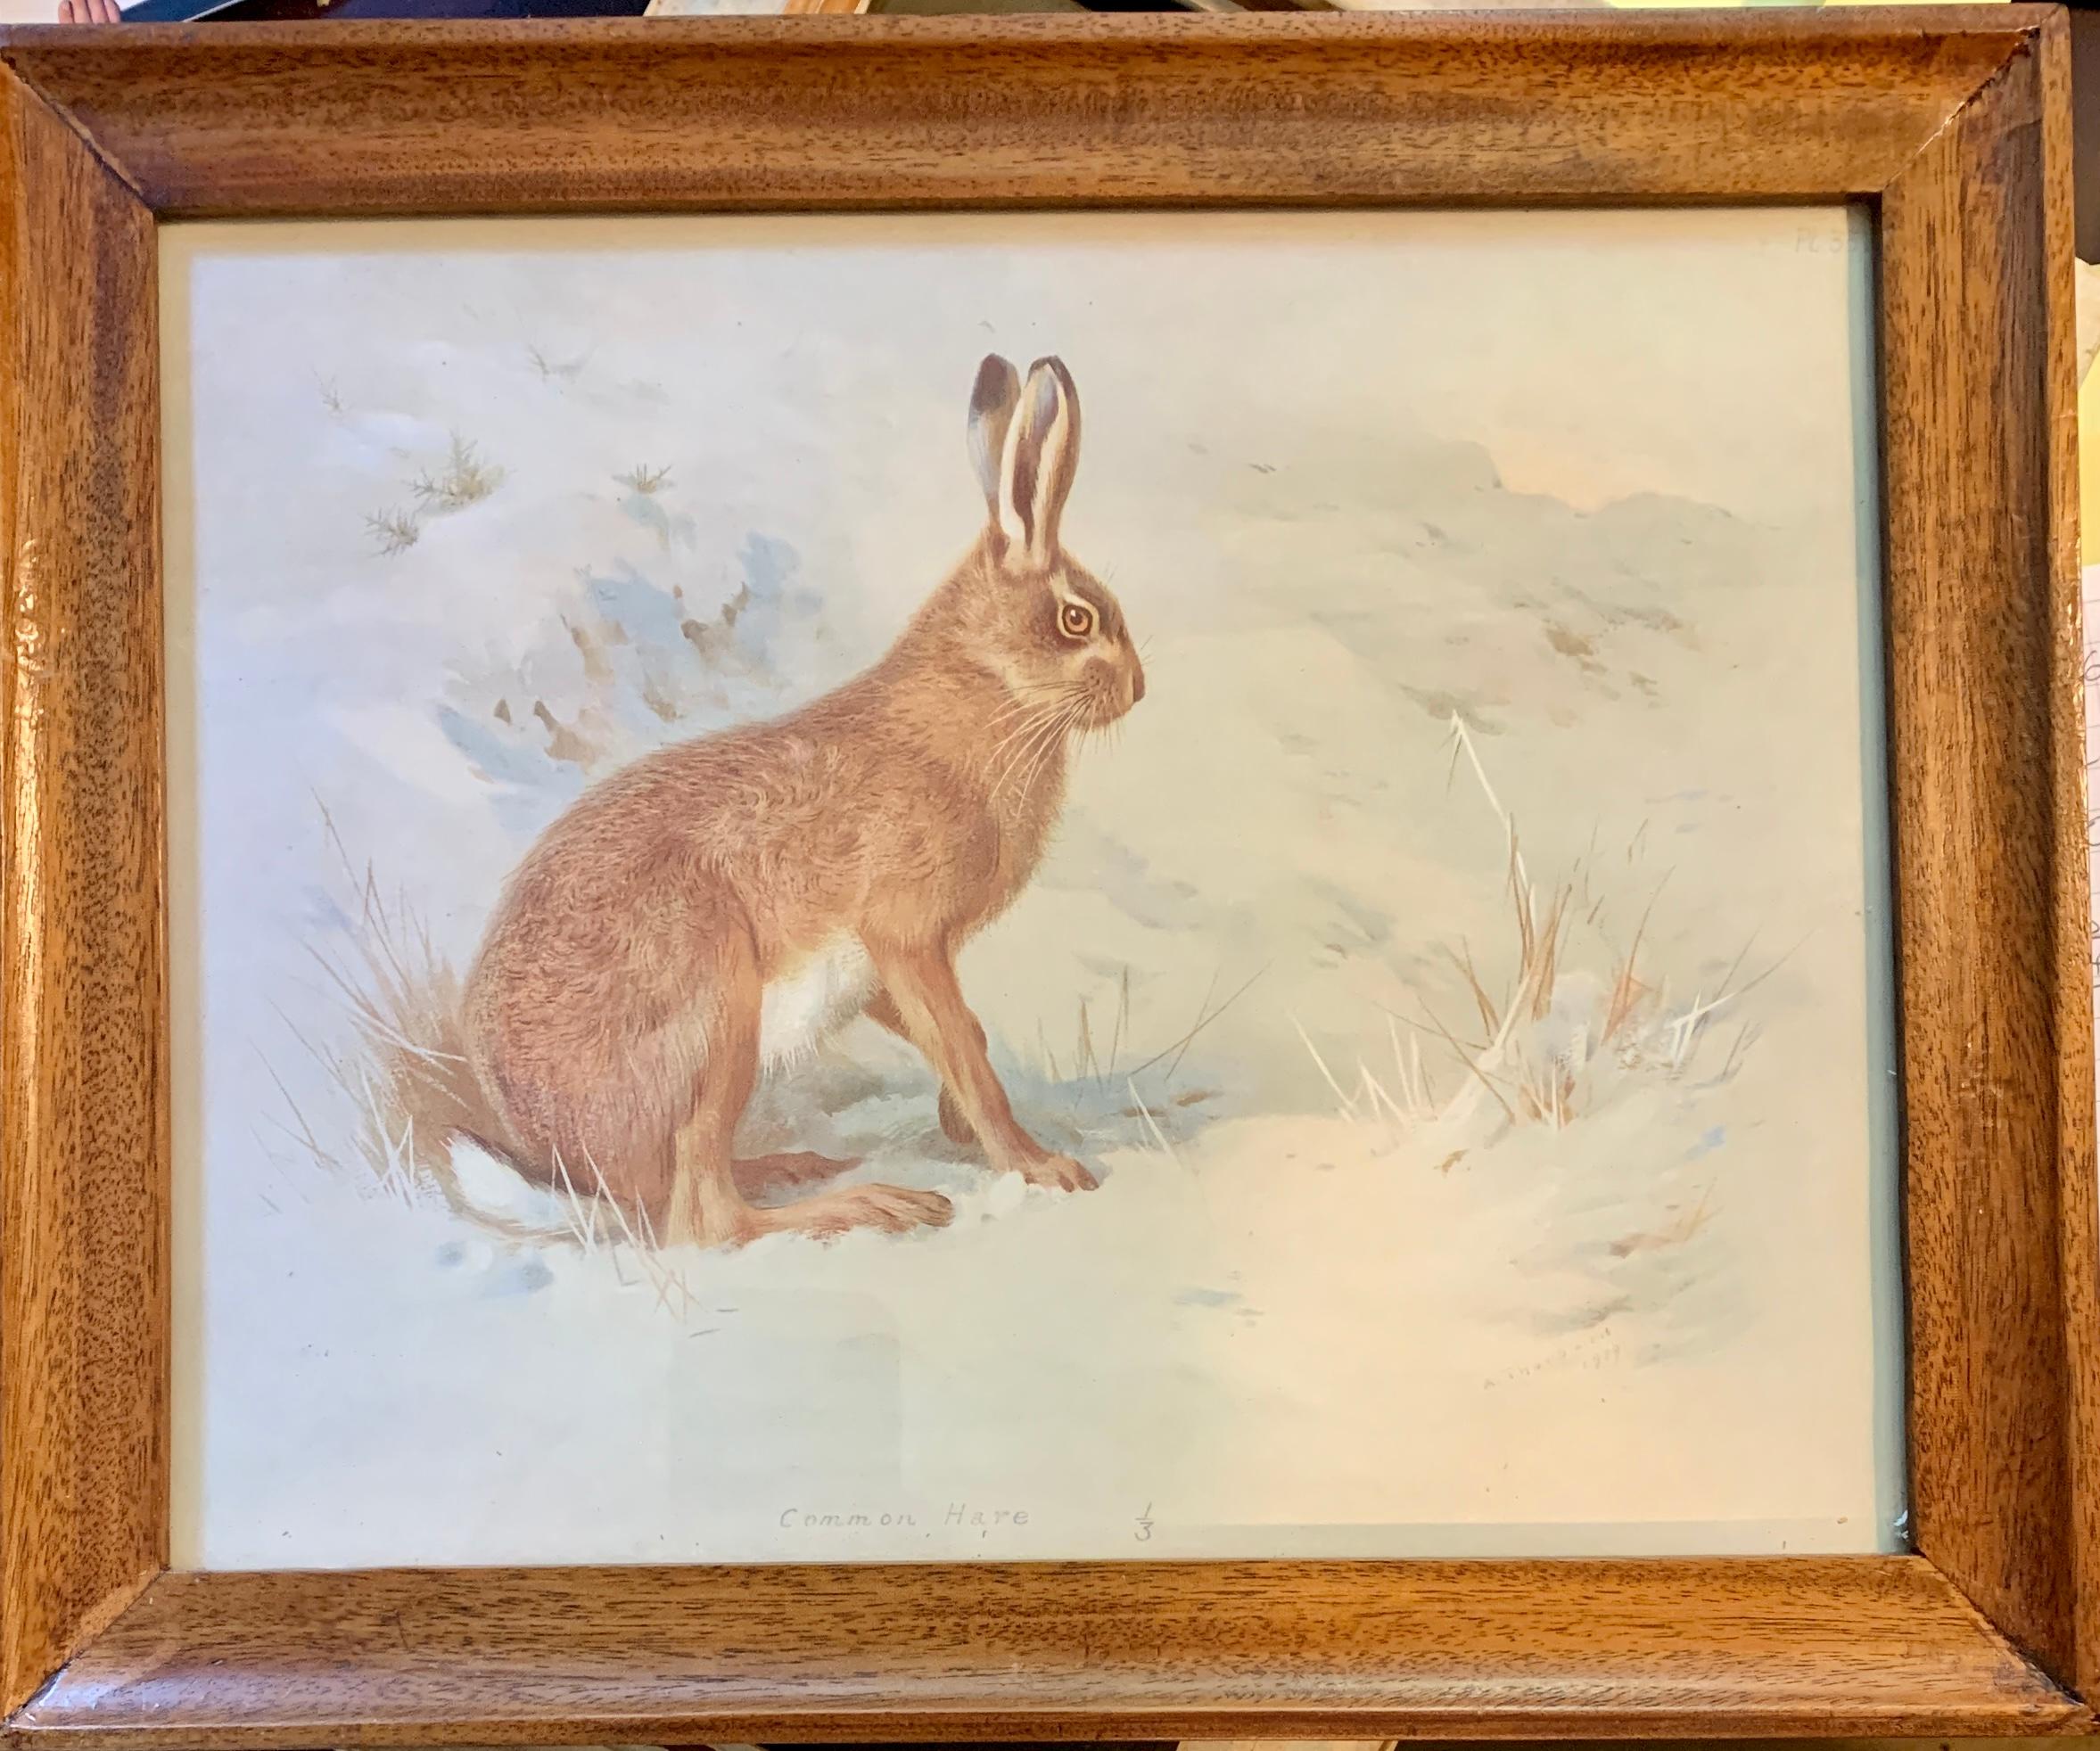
[972,354,1018,408]
[1027,355,1078,399]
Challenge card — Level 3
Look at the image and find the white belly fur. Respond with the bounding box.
[758,933,877,1070]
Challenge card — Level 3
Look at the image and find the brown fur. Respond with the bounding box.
[459,355,1143,1247]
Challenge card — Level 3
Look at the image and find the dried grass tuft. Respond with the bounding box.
[410,433,504,514]
[1297,713,1767,1147]
[614,463,673,496]
[363,507,421,558]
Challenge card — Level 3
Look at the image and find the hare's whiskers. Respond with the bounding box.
[1002,696,1087,803]
[984,692,1055,731]
[989,699,1077,798]
[989,700,1074,802]
[984,692,1070,752]
[1034,697,1092,786]
[984,682,1080,733]
[982,697,1071,767]
[984,711,1052,764]
[985,715,1058,793]
[997,728,1060,807]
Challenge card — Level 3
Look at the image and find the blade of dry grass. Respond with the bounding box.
[1126,1078,1183,1167]
[1415,1002,1519,1127]
[1125,963,1267,1082]
[1450,941,1499,1036]
[1291,1015,1361,1119]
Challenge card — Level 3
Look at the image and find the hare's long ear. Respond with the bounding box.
[1005,356,1082,567]
[967,355,1022,538]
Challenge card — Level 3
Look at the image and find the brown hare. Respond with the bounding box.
[460,354,1146,1249]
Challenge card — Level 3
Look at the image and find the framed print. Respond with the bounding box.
[3,7,2096,1741]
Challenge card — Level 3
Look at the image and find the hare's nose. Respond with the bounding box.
[1130,661,1147,705]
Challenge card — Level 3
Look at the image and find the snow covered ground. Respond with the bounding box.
[165,208,1901,1566]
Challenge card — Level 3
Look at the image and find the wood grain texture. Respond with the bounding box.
[0,11,2045,219]
[2039,10,2100,1706]
[5,1558,2081,1745]
[0,7,2091,1741]
[0,68,166,1719]
[1882,13,2099,1698]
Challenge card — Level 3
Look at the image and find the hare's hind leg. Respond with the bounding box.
[663,940,769,1249]
[663,938,953,1249]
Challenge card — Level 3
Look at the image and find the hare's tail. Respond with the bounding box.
[338,940,576,1237]
[383,1008,585,1237]
[441,1130,589,1239]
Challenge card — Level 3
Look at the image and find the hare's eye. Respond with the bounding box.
[1058,601,1095,640]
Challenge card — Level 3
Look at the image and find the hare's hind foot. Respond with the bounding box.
[1020,1152,1099,1193]
[752,1182,953,1242]
[663,1178,951,1250]
[734,1150,859,1203]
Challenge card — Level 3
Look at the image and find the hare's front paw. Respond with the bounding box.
[1022,1153,1099,1194]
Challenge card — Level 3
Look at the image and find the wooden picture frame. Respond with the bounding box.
[1,6,2095,1739]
